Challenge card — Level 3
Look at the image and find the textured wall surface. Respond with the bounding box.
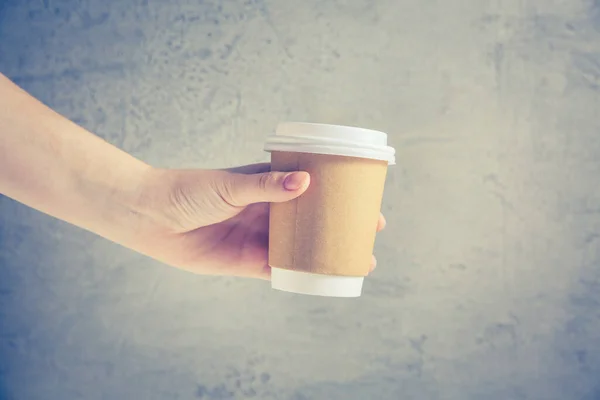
[1,0,600,399]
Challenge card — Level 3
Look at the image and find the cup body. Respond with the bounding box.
[264,123,395,297]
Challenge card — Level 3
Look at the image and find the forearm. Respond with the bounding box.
[0,73,151,246]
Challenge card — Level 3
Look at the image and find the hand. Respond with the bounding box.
[130,163,387,280]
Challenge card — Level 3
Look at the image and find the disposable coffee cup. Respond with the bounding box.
[264,122,395,297]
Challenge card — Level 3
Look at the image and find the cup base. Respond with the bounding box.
[270,268,364,298]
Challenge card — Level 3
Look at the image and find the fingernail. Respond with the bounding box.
[283,172,307,191]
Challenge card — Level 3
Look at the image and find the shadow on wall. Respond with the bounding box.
[1,3,29,396]
[555,262,600,400]
[0,1,59,389]
[0,200,19,400]
[0,0,10,385]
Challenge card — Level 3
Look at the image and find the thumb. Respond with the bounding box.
[221,171,310,206]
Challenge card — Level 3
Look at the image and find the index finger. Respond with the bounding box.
[225,163,271,175]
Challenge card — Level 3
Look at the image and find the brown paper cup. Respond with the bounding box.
[264,123,395,297]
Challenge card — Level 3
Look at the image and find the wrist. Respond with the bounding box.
[129,167,189,234]
[74,159,156,247]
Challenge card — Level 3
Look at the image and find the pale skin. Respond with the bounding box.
[0,73,385,280]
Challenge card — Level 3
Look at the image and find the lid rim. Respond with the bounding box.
[264,143,396,165]
[264,134,393,152]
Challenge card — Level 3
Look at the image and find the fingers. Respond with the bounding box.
[371,213,386,273]
[221,170,310,207]
[259,265,272,281]
[377,213,386,232]
[369,254,377,273]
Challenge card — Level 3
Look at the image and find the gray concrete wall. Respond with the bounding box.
[1,0,600,399]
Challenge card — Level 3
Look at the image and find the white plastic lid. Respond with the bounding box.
[271,268,364,297]
[264,122,396,165]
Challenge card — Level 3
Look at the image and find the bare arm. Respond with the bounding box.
[0,74,388,280]
[0,73,150,247]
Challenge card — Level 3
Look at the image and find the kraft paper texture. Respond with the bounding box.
[269,151,388,277]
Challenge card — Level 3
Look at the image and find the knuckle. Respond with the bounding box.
[258,173,275,190]
[215,176,237,208]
